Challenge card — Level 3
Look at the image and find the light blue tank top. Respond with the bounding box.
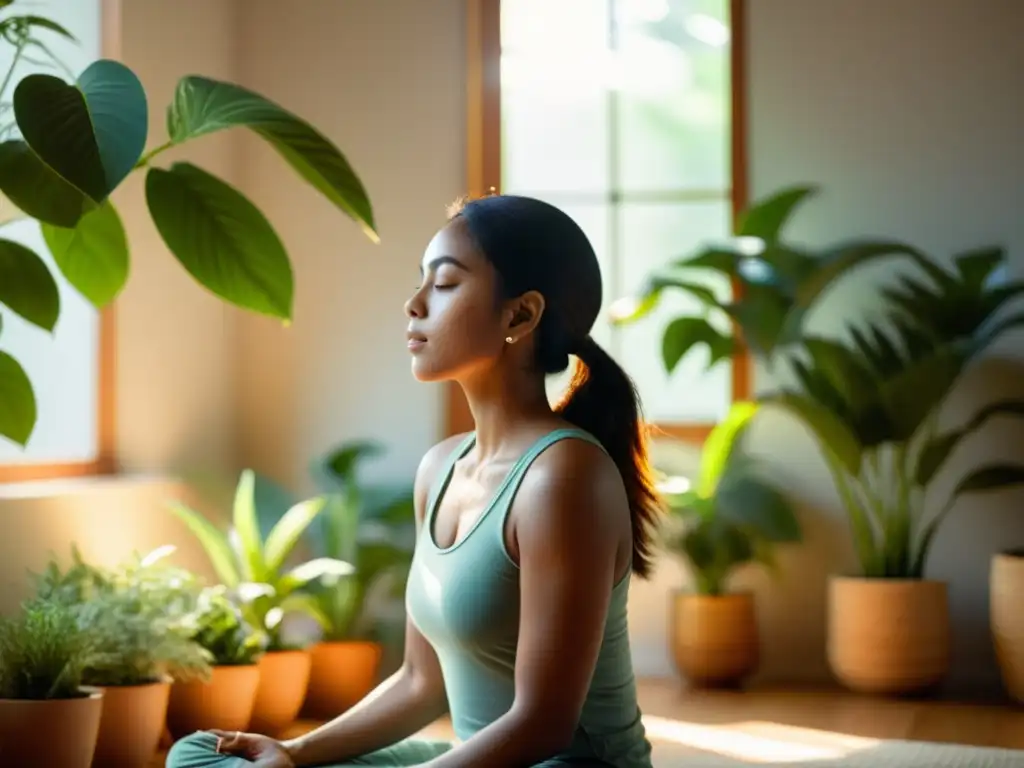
[405,428,653,766]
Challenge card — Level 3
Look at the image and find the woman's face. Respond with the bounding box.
[404,217,510,383]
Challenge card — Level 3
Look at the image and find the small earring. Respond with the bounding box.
[505,336,514,344]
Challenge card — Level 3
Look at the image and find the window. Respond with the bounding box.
[0,0,115,481]
[449,0,748,440]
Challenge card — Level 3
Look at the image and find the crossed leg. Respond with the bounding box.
[165,731,454,768]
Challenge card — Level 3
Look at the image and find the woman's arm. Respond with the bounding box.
[282,436,465,767]
[423,439,626,768]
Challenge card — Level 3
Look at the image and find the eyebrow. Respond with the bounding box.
[420,255,469,276]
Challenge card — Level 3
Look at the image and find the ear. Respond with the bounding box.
[502,290,546,342]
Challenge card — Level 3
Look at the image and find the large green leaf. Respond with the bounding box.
[661,317,734,374]
[41,200,129,307]
[697,401,759,496]
[167,502,240,586]
[166,76,377,242]
[263,496,327,576]
[736,185,817,243]
[232,469,266,583]
[0,140,91,227]
[0,349,35,445]
[0,237,59,331]
[145,162,294,319]
[13,59,148,203]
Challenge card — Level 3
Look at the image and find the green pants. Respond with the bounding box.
[165,731,453,767]
[166,731,612,767]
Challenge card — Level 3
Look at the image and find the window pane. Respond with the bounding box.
[0,0,102,464]
[501,0,612,194]
[543,201,612,407]
[614,0,731,193]
[612,200,734,424]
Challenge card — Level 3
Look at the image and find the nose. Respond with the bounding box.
[404,290,425,319]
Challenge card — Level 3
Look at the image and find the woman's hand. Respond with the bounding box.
[208,730,296,767]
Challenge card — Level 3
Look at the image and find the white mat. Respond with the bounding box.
[647,718,1024,767]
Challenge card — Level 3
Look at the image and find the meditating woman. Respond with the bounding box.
[167,194,660,768]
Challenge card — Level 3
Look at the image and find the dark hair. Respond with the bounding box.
[451,194,663,579]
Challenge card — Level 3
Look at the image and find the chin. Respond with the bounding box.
[410,358,449,383]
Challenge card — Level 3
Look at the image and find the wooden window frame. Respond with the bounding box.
[0,0,120,483]
[446,0,749,443]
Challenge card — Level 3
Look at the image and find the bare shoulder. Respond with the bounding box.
[412,432,471,524]
[514,436,627,535]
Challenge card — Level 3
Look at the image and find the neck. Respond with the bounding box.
[459,364,552,459]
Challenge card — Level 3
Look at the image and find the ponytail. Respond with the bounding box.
[554,336,662,580]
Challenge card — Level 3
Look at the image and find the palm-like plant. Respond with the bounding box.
[658,402,802,595]
[169,469,354,650]
[613,184,1024,580]
[764,249,1024,578]
[610,185,925,369]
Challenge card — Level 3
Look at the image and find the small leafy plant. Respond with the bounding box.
[0,0,376,446]
[170,469,353,651]
[32,545,212,686]
[308,441,416,642]
[0,598,95,699]
[180,585,266,667]
[657,402,802,595]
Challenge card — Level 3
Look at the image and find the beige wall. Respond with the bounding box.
[2,0,1021,698]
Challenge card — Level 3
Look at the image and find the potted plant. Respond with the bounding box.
[169,469,353,734]
[0,0,375,449]
[991,548,1024,702]
[613,185,1024,695]
[656,402,801,688]
[0,598,104,768]
[32,545,211,768]
[302,441,416,718]
[165,585,267,739]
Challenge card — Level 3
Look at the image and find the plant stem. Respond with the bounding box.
[134,140,174,168]
[0,43,24,100]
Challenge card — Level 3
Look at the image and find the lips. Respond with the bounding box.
[406,330,427,352]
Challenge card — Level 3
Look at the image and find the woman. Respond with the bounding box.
[168,194,661,768]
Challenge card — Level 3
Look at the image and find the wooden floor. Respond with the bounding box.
[154,678,1024,765]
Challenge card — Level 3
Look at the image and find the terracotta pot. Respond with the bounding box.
[0,687,104,768]
[828,576,949,695]
[303,640,382,719]
[249,649,312,735]
[165,665,261,740]
[991,551,1024,703]
[670,590,759,688]
[91,680,171,768]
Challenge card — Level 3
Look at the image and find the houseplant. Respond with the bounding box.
[302,440,416,718]
[32,545,211,768]
[0,1,376,447]
[657,402,801,688]
[165,584,267,739]
[763,250,1024,694]
[0,597,104,768]
[991,548,1024,703]
[613,185,1024,695]
[169,469,353,734]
